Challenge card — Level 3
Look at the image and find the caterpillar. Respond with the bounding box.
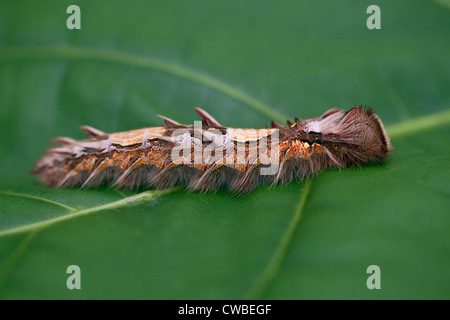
[32,105,391,194]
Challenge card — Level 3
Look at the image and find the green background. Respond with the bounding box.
[0,0,449,299]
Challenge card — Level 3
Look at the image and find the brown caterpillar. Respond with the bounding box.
[32,105,391,194]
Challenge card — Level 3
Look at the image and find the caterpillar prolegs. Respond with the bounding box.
[32,106,391,194]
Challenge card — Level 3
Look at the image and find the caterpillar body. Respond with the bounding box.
[32,106,391,194]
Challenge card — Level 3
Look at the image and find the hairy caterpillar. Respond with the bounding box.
[32,106,391,194]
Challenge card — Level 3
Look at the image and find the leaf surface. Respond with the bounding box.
[0,0,449,299]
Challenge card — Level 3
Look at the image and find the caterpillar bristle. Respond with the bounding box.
[80,125,106,138]
[157,114,181,128]
[194,107,222,127]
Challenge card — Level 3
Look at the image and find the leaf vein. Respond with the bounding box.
[386,108,450,138]
[244,179,312,299]
[0,230,39,290]
[0,189,172,237]
[0,45,287,123]
[0,190,77,211]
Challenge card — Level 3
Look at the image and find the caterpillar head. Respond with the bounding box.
[300,106,392,167]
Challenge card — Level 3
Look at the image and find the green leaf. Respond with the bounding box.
[0,0,449,299]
